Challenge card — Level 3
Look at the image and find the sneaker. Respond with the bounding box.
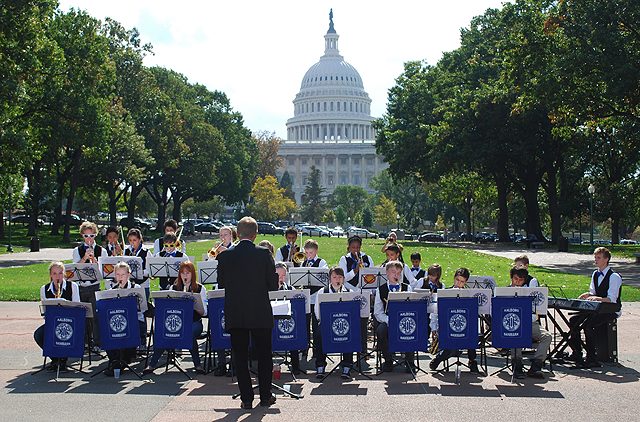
[91,346,102,353]
[46,362,58,372]
[429,359,440,371]
[382,361,394,372]
[58,362,68,373]
[469,360,479,373]
[527,359,544,378]
[316,367,325,379]
[341,366,351,379]
[513,360,525,379]
[292,366,302,375]
[214,366,226,377]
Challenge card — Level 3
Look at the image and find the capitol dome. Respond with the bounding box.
[286,10,374,142]
[278,10,386,204]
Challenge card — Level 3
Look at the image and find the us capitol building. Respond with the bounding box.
[277,11,387,204]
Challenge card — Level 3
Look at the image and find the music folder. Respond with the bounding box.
[269,289,311,314]
[98,256,144,282]
[95,288,148,313]
[150,290,205,313]
[41,299,93,319]
[63,263,102,283]
[495,286,548,315]
[356,267,388,290]
[197,259,218,285]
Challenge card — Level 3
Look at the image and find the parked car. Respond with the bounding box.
[474,232,492,243]
[620,239,638,245]
[195,222,220,233]
[300,225,331,237]
[11,215,45,227]
[257,222,285,235]
[331,226,345,237]
[181,221,196,236]
[120,217,152,229]
[346,227,376,239]
[418,232,444,242]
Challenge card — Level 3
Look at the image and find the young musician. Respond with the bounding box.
[33,262,81,372]
[105,226,123,257]
[568,247,622,368]
[104,262,146,376]
[414,263,445,291]
[144,261,207,375]
[314,266,354,379]
[274,262,302,374]
[210,226,237,259]
[275,227,303,265]
[124,228,151,300]
[72,221,106,350]
[258,240,275,257]
[339,235,374,290]
[157,232,185,290]
[509,264,552,378]
[409,252,426,280]
[381,244,415,287]
[301,238,328,362]
[428,267,479,373]
[514,254,538,286]
[374,260,414,372]
[153,219,186,256]
[381,231,403,253]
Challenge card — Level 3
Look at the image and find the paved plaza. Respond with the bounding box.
[1,244,639,421]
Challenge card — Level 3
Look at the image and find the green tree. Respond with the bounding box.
[335,205,347,227]
[322,209,335,224]
[361,206,373,229]
[254,130,283,179]
[374,195,398,229]
[329,185,369,220]
[300,166,325,224]
[249,175,296,221]
[280,170,295,201]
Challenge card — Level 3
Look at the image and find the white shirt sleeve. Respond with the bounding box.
[318,258,329,269]
[153,239,161,256]
[70,282,80,302]
[200,285,208,317]
[373,287,388,324]
[274,247,285,263]
[607,272,622,304]
[315,289,323,321]
[404,264,415,285]
[72,248,81,263]
[339,255,357,289]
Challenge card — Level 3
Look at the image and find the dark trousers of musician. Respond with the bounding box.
[106,320,147,368]
[313,323,354,368]
[229,327,273,403]
[568,312,617,362]
[33,324,67,366]
[79,283,101,348]
[376,322,414,364]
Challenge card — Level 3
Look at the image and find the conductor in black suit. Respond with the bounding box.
[217,217,279,409]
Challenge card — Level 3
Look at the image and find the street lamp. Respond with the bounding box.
[451,215,455,231]
[396,213,400,230]
[7,186,13,252]
[588,183,595,253]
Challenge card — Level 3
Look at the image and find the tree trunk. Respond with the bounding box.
[108,182,118,227]
[611,218,620,244]
[127,184,142,229]
[63,150,82,243]
[495,175,510,242]
[521,181,544,241]
[0,212,5,239]
[26,162,42,237]
[172,194,182,222]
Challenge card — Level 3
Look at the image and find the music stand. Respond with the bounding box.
[289,267,329,291]
[387,294,430,380]
[151,293,196,380]
[317,294,370,381]
[490,290,534,382]
[198,259,218,286]
[92,295,145,380]
[147,256,195,278]
[206,289,232,376]
[63,263,102,283]
[436,294,480,383]
[98,257,144,288]
[39,304,87,379]
[355,267,388,291]
[271,298,307,380]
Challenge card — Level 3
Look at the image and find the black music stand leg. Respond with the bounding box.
[231,369,303,400]
[164,349,192,380]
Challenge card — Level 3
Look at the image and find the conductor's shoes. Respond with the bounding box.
[382,362,394,372]
[240,401,252,410]
[259,394,276,407]
[429,359,440,371]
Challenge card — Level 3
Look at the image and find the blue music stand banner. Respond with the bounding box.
[388,300,429,353]
[491,296,533,349]
[43,306,86,359]
[438,297,479,350]
[208,297,231,350]
[154,298,193,350]
[320,300,361,354]
[97,297,140,350]
[273,298,307,351]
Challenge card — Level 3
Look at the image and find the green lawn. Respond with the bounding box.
[1,235,639,302]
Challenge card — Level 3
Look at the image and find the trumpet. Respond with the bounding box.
[175,226,184,251]
[289,232,305,265]
[207,241,224,259]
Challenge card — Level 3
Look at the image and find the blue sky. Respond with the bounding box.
[58,1,506,138]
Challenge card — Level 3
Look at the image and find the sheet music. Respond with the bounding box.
[271,300,292,318]
[150,289,204,313]
[466,288,492,315]
[147,256,195,278]
[63,263,102,282]
[95,288,148,313]
[468,275,497,292]
[98,256,144,281]
[207,289,225,299]
[197,259,218,285]
[413,289,438,313]
[356,267,388,290]
[289,267,329,288]
[317,292,370,318]
[494,286,547,315]
[41,299,93,318]
[269,289,311,314]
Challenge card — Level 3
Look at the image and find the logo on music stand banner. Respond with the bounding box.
[154,298,193,350]
[491,297,533,349]
[438,297,479,350]
[320,301,361,354]
[43,306,86,359]
[272,298,307,351]
[97,296,140,350]
[388,301,428,352]
[208,297,231,349]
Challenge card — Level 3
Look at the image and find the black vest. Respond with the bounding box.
[279,245,301,267]
[412,268,426,280]
[173,283,204,322]
[378,282,408,314]
[43,282,74,300]
[106,243,123,257]
[78,244,103,259]
[594,269,622,306]
[345,254,371,271]
[303,258,322,267]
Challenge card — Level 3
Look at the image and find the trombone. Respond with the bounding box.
[174,226,184,251]
[207,239,239,259]
[291,232,305,266]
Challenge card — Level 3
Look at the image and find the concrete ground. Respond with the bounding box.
[1,300,639,422]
